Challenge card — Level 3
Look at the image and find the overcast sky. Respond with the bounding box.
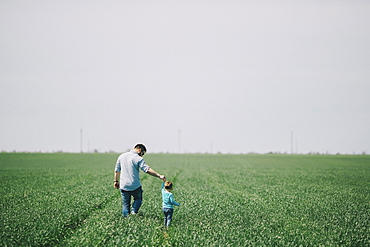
[1,0,369,154]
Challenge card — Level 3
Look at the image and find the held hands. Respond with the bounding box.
[114,181,119,189]
[159,175,166,181]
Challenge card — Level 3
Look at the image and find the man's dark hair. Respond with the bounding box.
[134,144,147,153]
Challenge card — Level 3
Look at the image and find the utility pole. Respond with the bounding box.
[178,130,181,153]
[80,129,83,153]
[291,131,293,154]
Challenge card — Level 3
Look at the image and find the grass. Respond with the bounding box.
[0,153,369,246]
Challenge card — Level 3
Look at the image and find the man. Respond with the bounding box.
[114,144,165,217]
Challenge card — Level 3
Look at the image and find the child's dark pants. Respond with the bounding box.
[163,208,174,227]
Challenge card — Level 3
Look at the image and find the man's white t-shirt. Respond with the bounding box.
[114,150,150,191]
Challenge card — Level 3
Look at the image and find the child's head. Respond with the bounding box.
[164,181,173,190]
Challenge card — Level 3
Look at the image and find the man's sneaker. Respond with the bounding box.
[131,211,144,216]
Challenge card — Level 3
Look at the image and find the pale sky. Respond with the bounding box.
[1,0,370,154]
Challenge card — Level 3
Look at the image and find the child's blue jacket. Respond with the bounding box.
[162,183,180,209]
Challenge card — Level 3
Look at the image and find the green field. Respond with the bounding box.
[0,153,369,246]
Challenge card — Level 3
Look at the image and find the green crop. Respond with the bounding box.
[1,153,369,246]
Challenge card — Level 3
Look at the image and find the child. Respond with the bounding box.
[162,180,180,228]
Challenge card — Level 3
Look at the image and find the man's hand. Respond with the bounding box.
[114,172,120,189]
[159,175,166,181]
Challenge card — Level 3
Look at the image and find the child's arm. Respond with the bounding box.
[161,178,166,190]
[169,194,180,206]
[173,200,180,206]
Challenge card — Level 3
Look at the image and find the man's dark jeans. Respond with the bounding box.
[121,186,143,217]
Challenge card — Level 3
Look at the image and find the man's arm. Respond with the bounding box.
[146,168,166,181]
[114,171,120,189]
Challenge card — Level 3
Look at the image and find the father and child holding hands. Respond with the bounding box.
[114,144,180,228]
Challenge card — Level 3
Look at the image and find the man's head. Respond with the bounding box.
[134,144,147,157]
